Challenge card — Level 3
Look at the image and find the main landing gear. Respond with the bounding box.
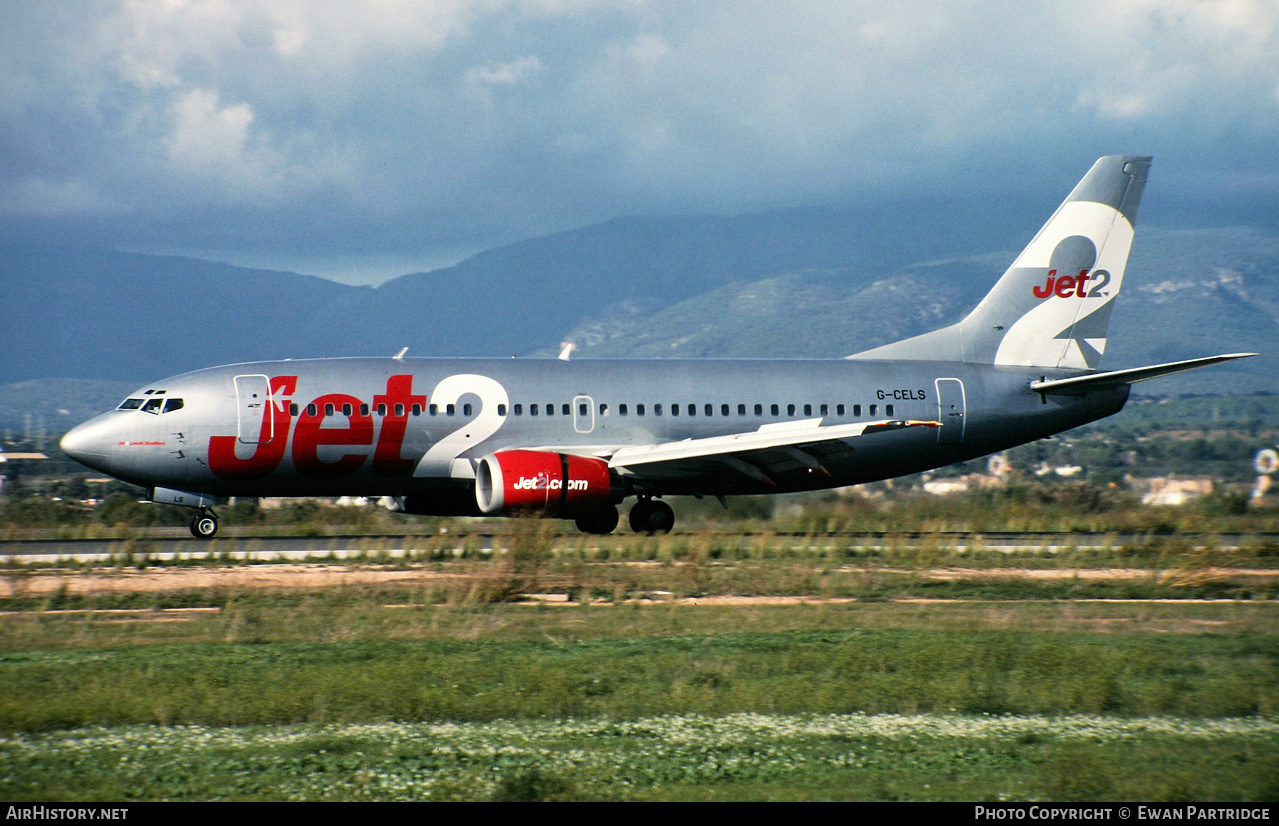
[189,508,219,539]
[574,506,620,535]
[572,499,675,535]
[628,498,674,534]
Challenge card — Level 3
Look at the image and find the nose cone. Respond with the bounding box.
[60,415,117,473]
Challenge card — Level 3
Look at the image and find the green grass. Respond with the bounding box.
[3,714,1276,801]
[0,534,1275,801]
[1,614,1276,732]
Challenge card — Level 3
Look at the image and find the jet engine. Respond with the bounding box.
[475,449,614,516]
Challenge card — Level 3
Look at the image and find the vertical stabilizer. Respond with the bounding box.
[851,155,1150,368]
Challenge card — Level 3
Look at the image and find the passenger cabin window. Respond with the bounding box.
[619,404,628,415]
[770,404,779,416]
[513,404,523,415]
[497,404,507,416]
[463,403,473,416]
[561,404,570,416]
[886,404,895,417]
[637,404,646,416]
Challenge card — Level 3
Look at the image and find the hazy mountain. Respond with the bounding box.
[0,244,361,383]
[0,214,1274,430]
[545,227,1279,396]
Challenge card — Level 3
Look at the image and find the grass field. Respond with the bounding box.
[0,529,1276,801]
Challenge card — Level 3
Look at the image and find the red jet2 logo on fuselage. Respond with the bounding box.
[208,374,430,480]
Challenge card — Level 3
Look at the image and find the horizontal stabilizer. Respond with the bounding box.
[1029,353,1257,395]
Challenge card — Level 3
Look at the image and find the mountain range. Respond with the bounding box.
[2,209,1275,430]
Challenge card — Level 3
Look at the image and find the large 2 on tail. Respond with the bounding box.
[853,155,1151,370]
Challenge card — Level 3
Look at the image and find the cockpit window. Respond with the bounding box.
[119,396,184,413]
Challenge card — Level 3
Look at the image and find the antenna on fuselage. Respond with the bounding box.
[393,347,408,360]
[558,342,576,361]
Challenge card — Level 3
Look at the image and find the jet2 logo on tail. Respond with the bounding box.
[1033,268,1111,299]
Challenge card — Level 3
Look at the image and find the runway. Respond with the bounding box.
[0,530,1271,564]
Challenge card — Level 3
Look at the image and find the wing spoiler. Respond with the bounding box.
[1029,353,1257,396]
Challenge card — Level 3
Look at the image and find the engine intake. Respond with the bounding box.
[475,450,613,516]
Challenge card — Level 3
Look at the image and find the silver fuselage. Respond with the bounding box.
[61,356,1128,500]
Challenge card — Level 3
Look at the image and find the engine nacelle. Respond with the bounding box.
[475,450,613,516]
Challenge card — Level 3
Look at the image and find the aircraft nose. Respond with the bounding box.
[60,416,117,472]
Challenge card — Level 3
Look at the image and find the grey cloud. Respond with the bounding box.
[2,0,1277,282]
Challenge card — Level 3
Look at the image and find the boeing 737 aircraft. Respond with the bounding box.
[61,156,1254,538]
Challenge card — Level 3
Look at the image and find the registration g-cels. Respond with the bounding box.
[974,806,1272,821]
[61,157,1256,538]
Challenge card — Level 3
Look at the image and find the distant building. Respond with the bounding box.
[1141,477,1214,506]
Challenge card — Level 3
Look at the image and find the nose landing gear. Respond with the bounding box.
[189,509,219,539]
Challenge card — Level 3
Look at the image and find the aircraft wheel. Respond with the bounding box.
[190,512,218,539]
[574,507,619,535]
[629,499,674,534]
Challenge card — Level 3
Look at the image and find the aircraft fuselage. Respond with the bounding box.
[62,356,1128,503]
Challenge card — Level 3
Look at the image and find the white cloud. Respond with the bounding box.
[1,0,1277,259]
[465,55,544,87]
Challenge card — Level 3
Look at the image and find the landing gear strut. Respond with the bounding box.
[189,509,219,539]
[629,498,674,534]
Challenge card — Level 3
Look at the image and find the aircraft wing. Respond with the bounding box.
[1029,353,1257,395]
[605,418,941,485]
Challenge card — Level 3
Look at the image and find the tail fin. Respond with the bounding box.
[851,155,1151,368]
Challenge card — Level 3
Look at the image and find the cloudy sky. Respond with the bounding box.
[2,0,1277,284]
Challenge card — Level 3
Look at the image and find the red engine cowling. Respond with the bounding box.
[475,450,613,516]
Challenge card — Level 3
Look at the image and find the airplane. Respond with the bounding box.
[60,155,1255,538]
